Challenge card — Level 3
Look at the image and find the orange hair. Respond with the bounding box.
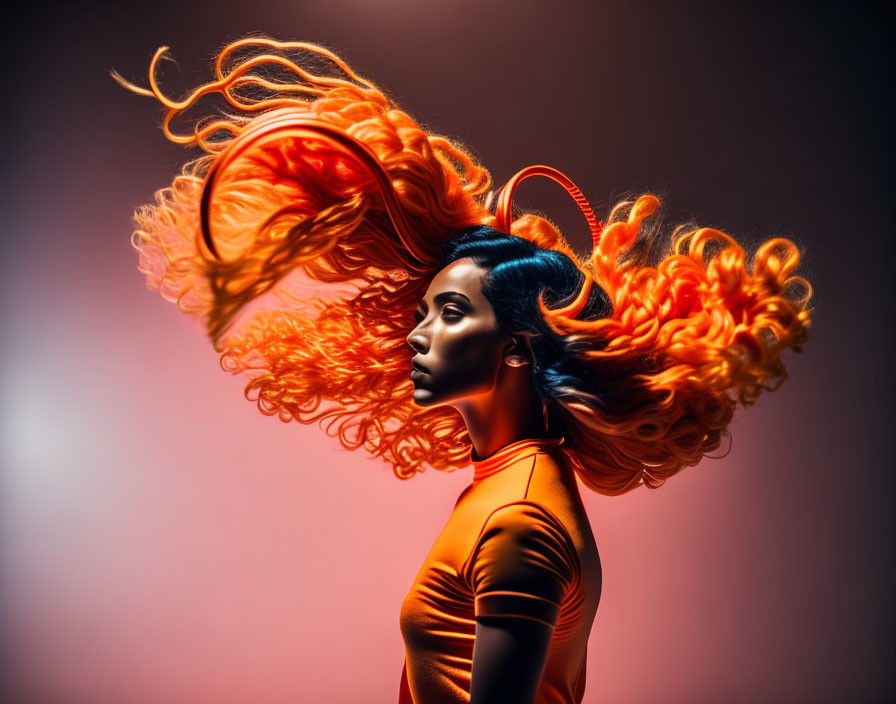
[116,36,812,494]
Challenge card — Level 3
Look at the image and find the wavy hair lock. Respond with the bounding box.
[116,36,813,494]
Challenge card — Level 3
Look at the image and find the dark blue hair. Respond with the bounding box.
[440,225,613,426]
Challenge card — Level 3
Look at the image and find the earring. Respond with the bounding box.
[505,336,532,367]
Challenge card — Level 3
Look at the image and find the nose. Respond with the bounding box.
[405,321,429,354]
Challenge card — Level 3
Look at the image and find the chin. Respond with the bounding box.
[412,388,436,406]
[412,386,451,408]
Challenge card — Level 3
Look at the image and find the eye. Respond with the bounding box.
[441,305,464,321]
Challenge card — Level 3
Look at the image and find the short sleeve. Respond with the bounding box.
[467,502,578,628]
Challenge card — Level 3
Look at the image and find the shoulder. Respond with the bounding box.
[466,502,579,590]
[480,500,567,538]
[477,501,577,567]
[465,501,580,626]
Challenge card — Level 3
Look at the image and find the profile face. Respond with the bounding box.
[406,257,509,408]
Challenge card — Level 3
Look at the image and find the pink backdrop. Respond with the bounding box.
[3,1,892,702]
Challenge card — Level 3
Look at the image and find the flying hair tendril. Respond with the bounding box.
[117,36,813,494]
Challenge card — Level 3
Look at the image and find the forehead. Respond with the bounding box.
[420,257,490,306]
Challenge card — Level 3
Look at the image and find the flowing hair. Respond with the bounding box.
[115,36,813,494]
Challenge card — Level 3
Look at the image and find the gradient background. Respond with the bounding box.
[2,1,893,702]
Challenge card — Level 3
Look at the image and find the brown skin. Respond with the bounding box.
[405,257,550,459]
[405,256,555,703]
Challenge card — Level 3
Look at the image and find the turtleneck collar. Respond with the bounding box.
[471,436,565,482]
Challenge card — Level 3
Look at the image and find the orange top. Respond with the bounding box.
[399,437,602,703]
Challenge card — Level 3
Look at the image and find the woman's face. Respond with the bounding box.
[406,257,509,408]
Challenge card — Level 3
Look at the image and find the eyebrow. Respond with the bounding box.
[415,291,472,313]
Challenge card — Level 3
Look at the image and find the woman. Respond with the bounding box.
[399,235,603,703]
[115,36,813,703]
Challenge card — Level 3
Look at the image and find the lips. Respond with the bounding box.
[411,359,429,374]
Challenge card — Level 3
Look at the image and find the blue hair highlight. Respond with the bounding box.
[440,226,613,428]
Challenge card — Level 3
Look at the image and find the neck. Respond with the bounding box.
[454,364,551,460]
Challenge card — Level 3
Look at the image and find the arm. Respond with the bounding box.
[470,615,553,704]
[466,502,577,704]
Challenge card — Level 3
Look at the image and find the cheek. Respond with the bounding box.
[433,326,503,392]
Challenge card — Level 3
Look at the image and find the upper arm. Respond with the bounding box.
[471,616,553,704]
[467,502,578,703]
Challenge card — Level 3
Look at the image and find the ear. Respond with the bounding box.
[503,335,532,368]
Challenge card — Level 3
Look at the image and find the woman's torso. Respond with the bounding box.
[399,437,602,703]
